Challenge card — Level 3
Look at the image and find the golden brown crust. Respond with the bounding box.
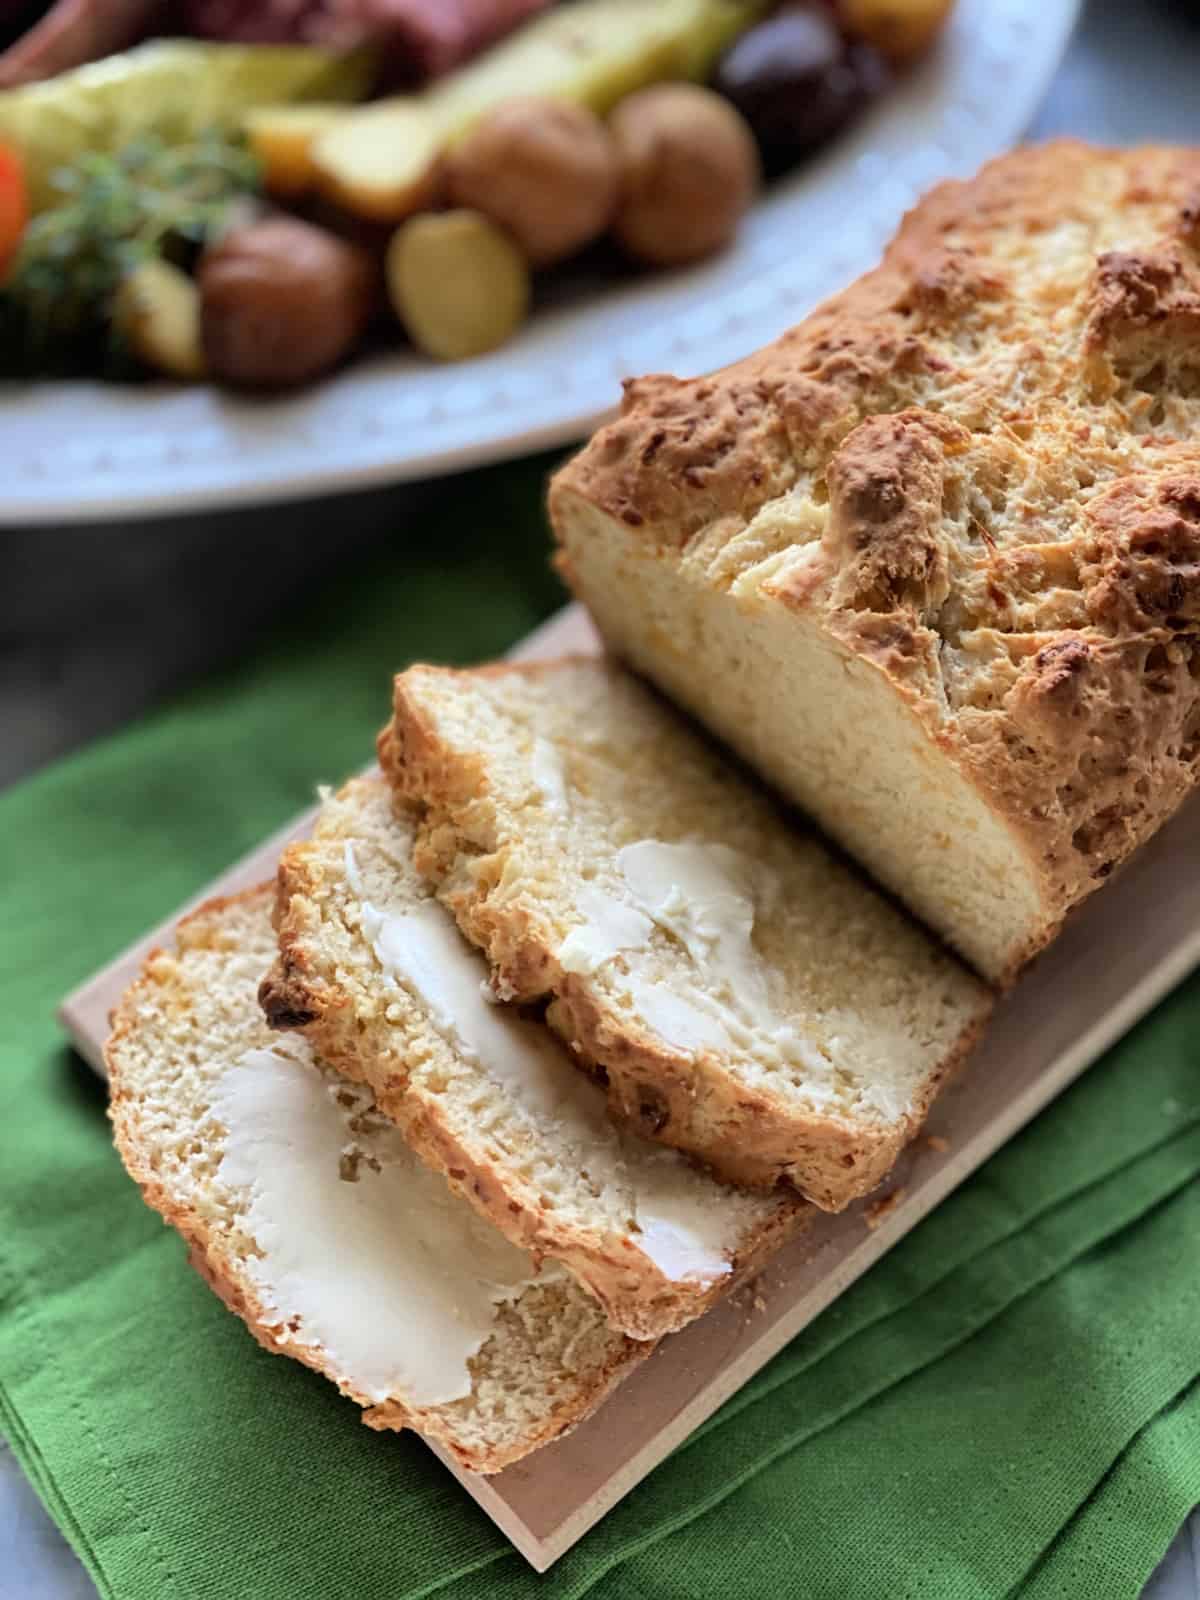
[550,141,1200,977]
[106,886,645,1473]
[262,785,807,1338]
[385,662,993,1213]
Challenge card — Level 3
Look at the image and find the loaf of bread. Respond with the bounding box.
[550,140,1200,982]
[106,886,645,1474]
[381,658,991,1210]
[260,776,807,1340]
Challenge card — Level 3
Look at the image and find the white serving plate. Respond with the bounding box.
[0,0,1079,524]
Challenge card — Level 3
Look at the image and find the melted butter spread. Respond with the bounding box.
[559,884,653,974]
[212,1045,544,1406]
[620,840,764,983]
[559,839,827,1075]
[531,737,568,811]
[369,900,601,1130]
[347,850,741,1287]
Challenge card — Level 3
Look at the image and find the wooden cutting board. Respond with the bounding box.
[59,602,1200,1572]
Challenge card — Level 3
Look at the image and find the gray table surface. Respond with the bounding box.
[3,0,1198,1592]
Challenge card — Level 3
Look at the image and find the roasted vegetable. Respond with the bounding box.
[443,98,617,268]
[0,142,26,277]
[0,39,374,211]
[309,0,768,223]
[713,5,890,173]
[199,216,375,388]
[610,85,760,267]
[430,0,771,132]
[113,257,206,380]
[311,99,442,222]
[243,102,347,197]
[0,130,259,377]
[387,209,529,360]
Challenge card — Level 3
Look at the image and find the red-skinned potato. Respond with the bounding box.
[199,216,375,389]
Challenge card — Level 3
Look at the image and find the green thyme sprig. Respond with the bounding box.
[1,130,260,379]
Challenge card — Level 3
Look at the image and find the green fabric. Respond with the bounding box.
[2,455,1198,1600]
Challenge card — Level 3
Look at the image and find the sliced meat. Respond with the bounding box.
[0,0,162,87]
[349,0,552,78]
[182,0,552,77]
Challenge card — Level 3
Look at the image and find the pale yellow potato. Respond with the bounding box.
[312,101,442,223]
[387,210,530,362]
[114,259,206,381]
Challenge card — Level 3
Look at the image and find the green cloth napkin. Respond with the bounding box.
[2,456,1198,1600]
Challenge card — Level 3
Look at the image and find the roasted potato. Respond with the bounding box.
[444,98,618,268]
[114,259,206,381]
[387,209,530,361]
[311,101,442,223]
[199,217,375,389]
[609,84,760,267]
[305,0,768,225]
[244,104,348,198]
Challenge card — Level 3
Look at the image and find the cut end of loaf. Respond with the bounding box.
[550,141,1200,984]
[550,484,1053,984]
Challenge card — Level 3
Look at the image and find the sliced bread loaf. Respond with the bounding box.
[106,885,645,1474]
[550,142,1200,983]
[381,659,993,1211]
[260,777,806,1340]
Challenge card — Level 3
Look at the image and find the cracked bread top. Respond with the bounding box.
[552,141,1200,951]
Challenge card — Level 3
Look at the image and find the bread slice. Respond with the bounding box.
[106,885,645,1474]
[380,659,992,1211]
[260,777,806,1340]
[549,141,1200,983]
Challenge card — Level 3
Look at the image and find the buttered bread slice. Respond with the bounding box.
[107,886,644,1474]
[260,777,806,1340]
[381,659,992,1212]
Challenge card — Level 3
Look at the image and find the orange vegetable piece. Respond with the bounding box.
[0,144,28,280]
